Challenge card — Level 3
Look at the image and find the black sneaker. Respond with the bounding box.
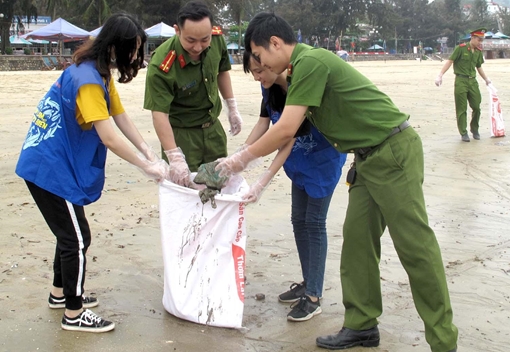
[49,293,98,309]
[278,282,306,303]
[287,295,322,322]
[61,309,115,333]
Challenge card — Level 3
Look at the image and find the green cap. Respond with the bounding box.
[470,28,487,37]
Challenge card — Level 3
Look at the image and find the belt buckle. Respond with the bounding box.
[201,122,211,128]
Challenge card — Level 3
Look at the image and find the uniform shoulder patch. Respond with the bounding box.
[459,43,466,47]
[212,26,223,35]
[159,50,176,73]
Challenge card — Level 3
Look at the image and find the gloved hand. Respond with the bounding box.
[164,147,191,187]
[435,74,442,87]
[224,98,243,136]
[139,141,158,162]
[136,157,169,183]
[215,148,261,178]
[485,77,492,85]
[243,170,275,203]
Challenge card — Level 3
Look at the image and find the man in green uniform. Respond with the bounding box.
[435,28,492,142]
[144,1,242,186]
[216,13,458,352]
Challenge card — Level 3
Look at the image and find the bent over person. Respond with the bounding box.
[435,27,491,142]
[216,12,458,352]
[144,1,242,187]
[15,13,168,333]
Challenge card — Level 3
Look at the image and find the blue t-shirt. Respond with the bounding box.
[16,62,110,205]
[261,86,346,198]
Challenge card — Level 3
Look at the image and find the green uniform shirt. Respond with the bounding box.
[286,44,409,153]
[449,43,484,77]
[143,35,231,128]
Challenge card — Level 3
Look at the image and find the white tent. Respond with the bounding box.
[145,22,176,38]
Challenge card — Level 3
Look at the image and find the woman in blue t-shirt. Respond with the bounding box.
[242,51,347,322]
[15,13,168,333]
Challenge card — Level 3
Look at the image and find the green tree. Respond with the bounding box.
[45,0,69,20]
[0,0,37,54]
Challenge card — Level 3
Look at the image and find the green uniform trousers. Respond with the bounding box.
[342,127,458,352]
[162,121,227,172]
[454,76,482,135]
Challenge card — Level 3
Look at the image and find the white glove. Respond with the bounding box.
[224,98,243,136]
[139,142,159,162]
[435,74,442,87]
[215,148,261,178]
[243,170,275,203]
[136,157,169,183]
[164,147,191,187]
[485,77,492,85]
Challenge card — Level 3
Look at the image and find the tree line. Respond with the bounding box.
[2,0,510,55]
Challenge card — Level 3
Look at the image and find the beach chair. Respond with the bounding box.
[41,56,55,70]
[49,56,63,70]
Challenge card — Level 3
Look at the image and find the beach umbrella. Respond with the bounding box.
[368,44,384,50]
[485,31,494,39]
[493,31,509,39]
[9,35,32,45]
[145,22,176,38]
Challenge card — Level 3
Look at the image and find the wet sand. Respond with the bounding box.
[1,59,510,352]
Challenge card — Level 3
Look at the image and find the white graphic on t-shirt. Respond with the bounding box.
[23,96,62,150]
[293,133,316,155]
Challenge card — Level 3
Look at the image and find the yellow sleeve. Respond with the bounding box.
[76,78,125,128]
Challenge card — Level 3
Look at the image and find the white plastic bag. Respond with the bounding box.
[487,84,505,137]
[159,176,249,328]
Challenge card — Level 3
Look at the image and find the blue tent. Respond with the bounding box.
[226,43,244,50]
[21,18,90,41]
[89,26,102,37]
[145,22,176,38]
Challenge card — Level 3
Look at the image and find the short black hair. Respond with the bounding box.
[177,1,213,28]
[244,12,296,52]
[74,13,146,84]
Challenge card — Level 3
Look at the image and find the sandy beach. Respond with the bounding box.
[1,58,510,352]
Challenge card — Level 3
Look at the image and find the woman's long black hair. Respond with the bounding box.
[73,13,147,83]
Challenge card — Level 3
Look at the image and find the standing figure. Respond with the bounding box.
[15,13,168,332]
[242,51,346,322]
[144,0,242,187]
[216,12,458,352]
[435,28,492,142]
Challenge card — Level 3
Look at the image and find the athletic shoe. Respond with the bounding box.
[48,293,98,309]
[287,295,322,322]
[278,282,306,303]
[61,309,115,333]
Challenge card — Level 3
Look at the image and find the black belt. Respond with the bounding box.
[356,120,411,159]
[455,74,475,79]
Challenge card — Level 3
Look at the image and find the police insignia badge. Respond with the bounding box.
[212,26,223,35]
[159,50,176,73]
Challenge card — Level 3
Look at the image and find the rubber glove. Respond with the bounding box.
[136,157,169,183]
[215,148,261,178]
[164,147,191,187]
[224,98,243,136]
[139,142,158,162]
[243,170,275,203]
[435,74,442,87]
